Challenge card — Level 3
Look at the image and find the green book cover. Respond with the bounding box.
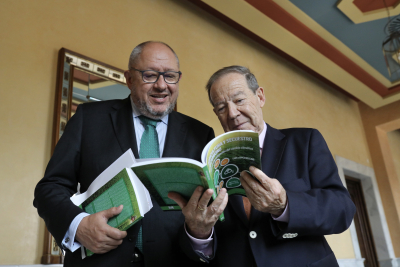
[79,168,144,257]
[205,131,261,196]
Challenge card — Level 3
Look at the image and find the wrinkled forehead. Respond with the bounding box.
[212,90,248,107]
[210,74,251,105]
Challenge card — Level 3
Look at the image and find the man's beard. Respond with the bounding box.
[136,97,176,120]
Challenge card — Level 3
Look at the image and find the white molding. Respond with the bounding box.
[335,156,397,266]
[337,258,365,267]
[379,258,400,267]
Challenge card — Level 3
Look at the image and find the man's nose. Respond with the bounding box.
[227,103,240,119]
[154,74,167,90]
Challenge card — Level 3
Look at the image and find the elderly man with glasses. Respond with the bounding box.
[34,41,225,267]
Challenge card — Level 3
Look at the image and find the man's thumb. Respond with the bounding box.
[103,205,124,219]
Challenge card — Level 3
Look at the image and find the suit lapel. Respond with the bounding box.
[162,111,187,157]
[229,123,287,227]
[110,97,139,158]
[260,123,287,178]
[249,124,287,226]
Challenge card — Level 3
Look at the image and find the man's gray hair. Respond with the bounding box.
[205,65,259,105]
[128,41,180,69]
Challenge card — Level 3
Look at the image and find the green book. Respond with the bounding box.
[131,130,261,222]
[70,150,152,258]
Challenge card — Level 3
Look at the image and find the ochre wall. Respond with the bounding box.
[0,0,373,263]
[359,101,400,256]
[387,130,400,187]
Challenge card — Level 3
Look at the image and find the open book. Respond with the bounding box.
[70,150,152,258]
[131,130,261,221]
[71,130,260,257]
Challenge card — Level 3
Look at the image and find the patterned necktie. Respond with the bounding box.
[243,196,251,219]
[136,116,160,252]
[139,116,160,158]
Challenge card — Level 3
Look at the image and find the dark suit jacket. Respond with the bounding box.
[182,124,356,267]
[34,97,215,267]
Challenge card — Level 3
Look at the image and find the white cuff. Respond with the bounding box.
[184,223,213,256]
[271,200,289,222]
[62,212,90,252]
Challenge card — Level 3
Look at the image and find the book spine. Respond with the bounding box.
[203,165,216,198]
[203,165,225,222]
[161,205,181,211]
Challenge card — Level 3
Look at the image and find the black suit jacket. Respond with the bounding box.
[34,97,214,266]
[182,124,356,267]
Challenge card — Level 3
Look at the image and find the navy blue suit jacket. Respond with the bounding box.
[182,124,356,267]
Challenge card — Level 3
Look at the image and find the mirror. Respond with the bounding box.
[42,48,130,264]
[55,48,130,143]
[71,68,130,116]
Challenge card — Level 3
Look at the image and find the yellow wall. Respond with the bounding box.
[0,0,373,263]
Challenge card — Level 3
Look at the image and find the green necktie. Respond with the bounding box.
[136,116,160,252]
[139,116,160,158]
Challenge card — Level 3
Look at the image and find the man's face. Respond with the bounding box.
[124,43,180,119]
[210,73,265,134]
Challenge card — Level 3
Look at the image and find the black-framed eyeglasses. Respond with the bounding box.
[130,68,182,84]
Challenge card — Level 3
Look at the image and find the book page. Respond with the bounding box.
[79,168,145,258]
[71,149,136,206]
[127,168,152,215]
[131,158,208,210]
[205,130,261,195]
[79,168,143,231]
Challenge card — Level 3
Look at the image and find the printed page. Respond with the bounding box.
[79,168,145,257]
[205,130,260,196]
[71,149,136,206]
[131,158,208,210]
[79,168,144,231]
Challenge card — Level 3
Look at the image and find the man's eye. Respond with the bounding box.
[144,73,157,78]
[237,99,244,103]
[164,74,175,78]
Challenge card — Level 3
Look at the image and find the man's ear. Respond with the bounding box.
[124,71,132,87]
[256,87,265,108]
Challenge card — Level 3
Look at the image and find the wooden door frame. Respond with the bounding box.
[346,176,379,267]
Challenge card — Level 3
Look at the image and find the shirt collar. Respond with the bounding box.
[259,122,267,150]
[130,96,169,125]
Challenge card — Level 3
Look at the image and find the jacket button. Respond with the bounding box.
[249,231,257,239]
[132,247,143,262]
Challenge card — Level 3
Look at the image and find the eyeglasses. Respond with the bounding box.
[130,68,182,84]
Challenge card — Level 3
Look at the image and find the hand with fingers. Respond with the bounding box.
[168,186,228,239]
[240,166,287,216]
[75,205,128,254]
